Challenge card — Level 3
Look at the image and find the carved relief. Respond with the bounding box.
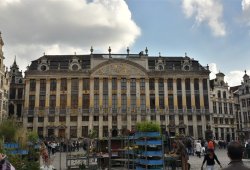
[92,63,146,77]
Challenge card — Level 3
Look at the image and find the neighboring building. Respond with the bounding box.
[236,71,250,139]
[210,72,236,141]
[8,58,25,121]
[0,32,9,121]
[23,49,211,139]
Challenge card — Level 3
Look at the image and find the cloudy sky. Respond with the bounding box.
[0,0,250,86]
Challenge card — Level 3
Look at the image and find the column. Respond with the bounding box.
[117,77,122,130]
[108,77,112,108]
[78,78,83,108]
[199,78,204,110]
[164,78,169,127]
[145,78,150,120]
[24,79,30,108]
[77,78,83,138]
[66,78,71,139]
[193,116,198,139]
[89,77,94,131]
[127,78,131,130]
[99,116,103,138]
[45,79,50,108]
[99,78,103,108]
[181,78,186,111]
[155,79,160,122]
[136,78,141,122]
[190,78,195,110]
[56,78,61,107]
[173,78,177,111]
[35,79,40,108]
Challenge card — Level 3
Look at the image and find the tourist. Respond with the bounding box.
[0,153,15,170]
[195,140,202,158]
[201,149,222,170]
[222,141,250,170]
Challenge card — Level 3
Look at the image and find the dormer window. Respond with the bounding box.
[40,65,47,71]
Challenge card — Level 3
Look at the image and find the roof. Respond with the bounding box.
[229,85,240,93]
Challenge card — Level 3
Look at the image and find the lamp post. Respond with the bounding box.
[108,129,112,170]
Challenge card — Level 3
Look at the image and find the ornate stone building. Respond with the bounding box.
[210,72,236,141]
[0,32,9,121]
[23,49,211,139]
[235,71,250,139]
[8,58,24,121]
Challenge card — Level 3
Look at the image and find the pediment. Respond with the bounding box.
[92,63,147,77]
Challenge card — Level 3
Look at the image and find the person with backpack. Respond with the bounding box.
[0,153,15,170]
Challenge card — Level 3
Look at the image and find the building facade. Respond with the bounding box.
[237,71,250,139]
[210,72,236,141]
[0,32,9,121]
[8,58,25,121]
[23,50,211,139]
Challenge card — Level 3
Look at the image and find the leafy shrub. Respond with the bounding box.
[136,121,161,132]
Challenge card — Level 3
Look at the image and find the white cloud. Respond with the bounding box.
[241,0,250,26]
[209,63,219,79]
[0,0,141,71]
[209,63,249,87]
[182,0,226,37]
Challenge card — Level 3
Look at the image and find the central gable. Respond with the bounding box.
[91,62,147,77]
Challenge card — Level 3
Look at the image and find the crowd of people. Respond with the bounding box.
[167,137,250,170]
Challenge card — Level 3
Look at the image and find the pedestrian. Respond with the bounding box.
[195,140,202,158]
[222,141,250,170]
[0,153,15,170]
[207,140,215,150]
[201,149,222,170]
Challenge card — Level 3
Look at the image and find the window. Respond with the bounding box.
[103,94,108,109]
[223,91,227,99]
[218,90,221,98]
[186,95,191,110]
[103,78,108,94]
[167,79,173,90]
[140,95,146,112]
[49,95,56,109]
[112,95,117,112]
[195,94,200,109]
[82,126,88,137]
[17,88,23,99]
[70,126,77,138]
[61,78,67,91]
[204,94,209,109]
[121,78,127,90]
[82,116,89,121]
[122,115,127,121]
[121,94,127,113]
[28,117,33,123]
[30,79,36,91]
[40,79,46,92]
[71,78,79,92]
[149,78,155,90]
[59,116,66,122]
[203,79,208,90]
[94,78,99,90]
[177,78,182,91]
[177,94,182,110]
[130,78,136,93]
[213,102,217,113]
[185,78,190,91]
[158,78,164,92]
[94,95,99,111]
[229,103,233,114]
[131,95,136,111]
[179,115,184,121]
[39,95,45,109]
[50,79,57,91]
[247,98,250,107]
[159,94,164,109]
[140,79,145,91]
[214,118,218,124]
[38,117,44,122]
[188,115,192,121]
[60,94,67,109]
[197,115,201,121]
[168,94,174,110]
[112,78,117,90]
[29,95,35,110]
[219,102,222,114]
[194,78,199,91]
[150,94,155,110]
[131,115,137,121]
[224,103,228,114]
[83,78,90,90]
[103,116,108,121]
[48,116,55,122]
[70,116,77,122]
[71,94,78,109]
[82,94,89,109]
[10,88,16,99]
[160,115,165,121]
[242,99,246,107]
